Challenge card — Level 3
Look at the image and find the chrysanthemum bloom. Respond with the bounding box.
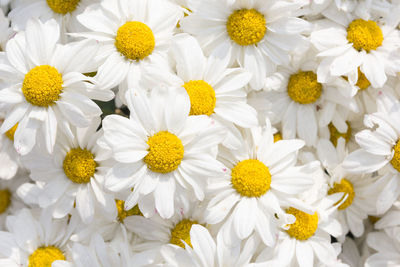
[343,93,400,214]
[311,4,400,88]
[180,0,311,90]
[0,19,112,155]
[102,87,225,219]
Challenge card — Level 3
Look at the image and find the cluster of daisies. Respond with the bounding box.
[0,0,399,266]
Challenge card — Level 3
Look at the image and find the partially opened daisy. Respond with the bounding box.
[343,92,400,214]
[75,0,183,92]
[0,19,112,155]
[9,0,100,34]
[180,0,311,90]
[317,138,380,238]
[147,34,257,149]
[19,117,115,224]
[0,208,79,266]
[311,3,400,88]
[102,87,225,219]
[205,119,318,247]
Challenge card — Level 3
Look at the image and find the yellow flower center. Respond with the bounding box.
[286,207,318,240]
[328,122,352,147]
[115,199,142,222]
[328,178,355,210]
[182,80,216,116]
[28,246,65,267]
[369,215,380,224]
[287,71,322,104]
[0,189,11,214]
[170,219,198,248]
[355,68,371,91]
[144,131,184,173]
[273,132,282,142]
[63,148,97,184]
[22,65,63,107]
[390,140,400,172]
[231,159,271,197]
[347,19,383,52]
[5,123,18,141]
[46,0,80,14]
[115,21,155,61]
[226,9,266,46]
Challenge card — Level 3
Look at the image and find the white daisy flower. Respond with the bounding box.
[0,19,112,155]
[311,4,400,88]
[0,208,79,266]
[317,138,380,238]
[255,194,344,267]
[102,87,225,219]
[75,0,183,92]
[146,34,257,149]
[343,92,400,214]
[19,117,115,224]
[251,52,358,147]
[180,0,311,90]
[205,119,318,247]
[9,0,100,34]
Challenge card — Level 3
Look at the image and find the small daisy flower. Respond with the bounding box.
[180,0,311,90]
[19,117,115,224]
[9,0,100,34]
[0,208,79,266]
[75,0,183,92]
[0,19,112,155]
[311,4,400,88]
[205,119,318,247]
[102,87,225,219]
[343,92,400,214]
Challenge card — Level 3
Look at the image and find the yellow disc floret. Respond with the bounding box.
[328,178,355,210]
[46,0,80,14]
[286,207,318,240]
[390,140,400,172]
[63,148,97,184]
[182,80,216,116]
[347,19,383,52]
[0,189,11,214]
[328,122,352,147]
[355,68,371,91]
[115,199,142,222]
[22,65,63,107]
[144,131,184,173]
[170,219,198,248]
[5,123,18,141]
[227,9,266,46]
[287,71,322,104]
[28,246,65,267]
[115,21,155,61]
[231,159,271,197]
[274,132,283,142]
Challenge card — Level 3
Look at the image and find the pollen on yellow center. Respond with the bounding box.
[328,178,355,210]
[28,246,65,267]
[390,140,400,172]
[328,122,352,147]
[0,189,11,214]
[22,65,63,107]
[144,131,184,173]
[46,0,80,14]
[63,148,97,184]
[226,9,267,46]
[170,219,198,248]
[231,159,271,197]
[182,80,216,116]
[286,207,318,240]
[115,199,142,222]
[5,123,18,141]
[347,19,383,52]
[287,71,322,104]
[115,21,155,61]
